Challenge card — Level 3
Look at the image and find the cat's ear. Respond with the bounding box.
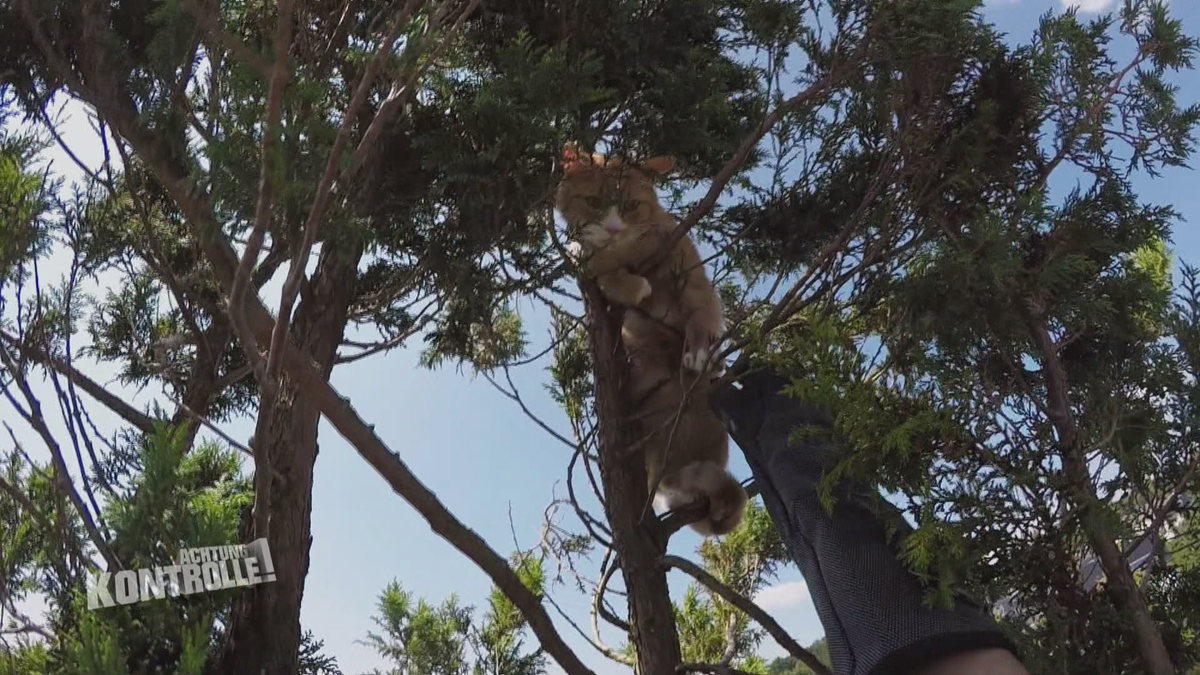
[561,143,588,176]
[640,155,676,177]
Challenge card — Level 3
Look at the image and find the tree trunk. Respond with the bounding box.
[213,234,364,675]
[1028,318,1176,675]
[582,281,682,675]
[1061,449,1176,675]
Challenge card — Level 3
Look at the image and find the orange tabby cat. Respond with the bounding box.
[554,143,747,536]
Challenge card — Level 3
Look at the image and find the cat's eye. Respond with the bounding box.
[620,199,641,212]
[584,197,606,209]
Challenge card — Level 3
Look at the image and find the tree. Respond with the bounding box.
[765,639,831,675]
[713,2,1200,673]
[357,557,547,675]
[0,1,1197,675]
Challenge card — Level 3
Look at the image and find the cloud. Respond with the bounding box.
[1061,0,1117,13]
[753,581,810,612]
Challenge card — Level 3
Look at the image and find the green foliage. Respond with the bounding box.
[0,642,49,675]
[733,2,1200,672]
[764,638,830,675]
[359,555,546,675]
[0,422,339,675]
[0,106,50,287]
[672,502,791,667]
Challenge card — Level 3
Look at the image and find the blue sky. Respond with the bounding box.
[4,1,1199,674]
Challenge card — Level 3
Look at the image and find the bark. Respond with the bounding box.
[582,280,682,675]
[169,324,235,450]
[1028,318,1175,675]
[213,234,364,675]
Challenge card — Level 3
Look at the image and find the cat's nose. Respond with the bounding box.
[601,208,624,234]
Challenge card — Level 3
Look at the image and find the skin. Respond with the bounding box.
[912,648,1030,675]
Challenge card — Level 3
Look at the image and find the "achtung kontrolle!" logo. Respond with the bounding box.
[87,538,276,609]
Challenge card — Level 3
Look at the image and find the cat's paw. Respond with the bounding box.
[681,348,708,373]
[565,241,584,261]
[631,277,652,305]
[681,344,723,374]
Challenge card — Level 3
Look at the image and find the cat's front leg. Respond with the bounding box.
[680,292,724,374]
[681,320,720,374]
[596,269,653,307]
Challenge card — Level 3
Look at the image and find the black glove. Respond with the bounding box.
[709,367,1020,675]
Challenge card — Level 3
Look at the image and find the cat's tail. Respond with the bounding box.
[662,461,749,537]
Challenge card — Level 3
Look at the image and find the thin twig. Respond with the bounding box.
[484,367,578,452]
[677,663,757,675]
[0,350,121,571]
[592,551,629,635]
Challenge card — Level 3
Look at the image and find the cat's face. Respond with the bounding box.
[554,144,674,249]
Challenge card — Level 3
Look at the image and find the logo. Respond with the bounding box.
[87,538,276,610]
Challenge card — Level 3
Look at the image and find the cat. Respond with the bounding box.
[554,143,747,536]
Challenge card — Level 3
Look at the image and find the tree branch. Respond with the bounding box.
[291,366,598,675]
[639,44,864,275]
[1026,310,1175,675]
[232,0,295,543]
[179,0,273,78]
[264,0,422,386]
[677,663,757,675]
[660,555,831,675]
[0,329,157,434]
[0,351,120,572]
[26,15,591,673]
[484,367,578,452]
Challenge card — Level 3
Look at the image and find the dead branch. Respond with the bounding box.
[292,365,598,675]
[566,445,614,547]
[592,551,630,635]
[45,358,110,535]
[660,555,831,675]
[677,663,757,675]
[0,599,53,642]
[176,403,285,484]
[719,613,738,666]
[484,367,578,452]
